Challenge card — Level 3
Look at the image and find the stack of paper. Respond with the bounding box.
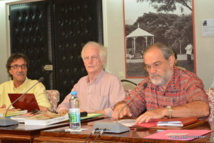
[122,117,200,129]
[157,121,183,127]
[11,112,37,122]
[24,112,69,126]
[156,117,198,127]
[0,108,27,117]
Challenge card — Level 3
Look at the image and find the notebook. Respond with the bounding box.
[8,93,40,112]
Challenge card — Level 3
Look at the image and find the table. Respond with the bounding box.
[0,122,69,143]
[0,116,104,143]
[33,120,214,143]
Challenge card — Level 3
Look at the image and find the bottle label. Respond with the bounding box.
[69,108,80,123]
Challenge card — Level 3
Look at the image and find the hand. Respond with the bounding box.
[58,110,68,115]
[0,104,6,108]
[112,103,132,119]
[135,108,167,123]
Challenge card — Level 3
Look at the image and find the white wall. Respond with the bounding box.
[0,0,12,83]
[1,0,214,89]
[103,0,214,89]
[194,0,214,89]
[102,0,143,84]
[102,0,125,78]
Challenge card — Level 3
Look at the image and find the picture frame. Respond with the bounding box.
[123,0,194,78]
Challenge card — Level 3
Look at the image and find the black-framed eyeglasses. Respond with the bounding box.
[10,64,27,69]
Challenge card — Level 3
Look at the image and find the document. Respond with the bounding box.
[157,121,183,126]
[144,129,211,141]
[156,117,198,127]
[119,117,199,129]
[0,108,27,117]
[24,112,69,126]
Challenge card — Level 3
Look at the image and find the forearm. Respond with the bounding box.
[136,101,210,123]
[170,101,209,118]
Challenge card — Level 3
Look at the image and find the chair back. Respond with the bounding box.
[46,90,60,112]
[121,79,137,90]
[121,79,137,96]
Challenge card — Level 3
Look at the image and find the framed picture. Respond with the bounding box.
[123,0,194,78]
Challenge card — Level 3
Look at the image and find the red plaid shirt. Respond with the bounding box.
[125,67,209,117]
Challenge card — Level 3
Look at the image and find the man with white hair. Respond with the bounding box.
[57,41,125,117]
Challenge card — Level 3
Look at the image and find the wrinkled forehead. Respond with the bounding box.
[144,47,164,65]
[83,46,100,56]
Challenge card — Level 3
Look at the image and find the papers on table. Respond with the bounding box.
[24,112,68,126]
[157,121,183,127]
[0,108,27,117]
[144,129,211,141]
[118,119,136,127]
[117,117,200,129]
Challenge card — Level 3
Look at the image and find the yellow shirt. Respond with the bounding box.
[0,78,51,109]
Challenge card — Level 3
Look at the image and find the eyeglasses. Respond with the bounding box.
[144,61,162,71]
[10,64,27,69]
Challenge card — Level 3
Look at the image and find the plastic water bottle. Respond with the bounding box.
[69,91,81,130]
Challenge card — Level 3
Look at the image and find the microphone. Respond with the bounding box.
[93,82,148,133]
[0,77,44,126]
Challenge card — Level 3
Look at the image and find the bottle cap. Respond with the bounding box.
[70,91,77,96]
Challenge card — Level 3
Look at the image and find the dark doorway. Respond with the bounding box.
[9,0,103,103]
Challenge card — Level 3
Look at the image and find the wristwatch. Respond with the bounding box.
[166,106,173,118]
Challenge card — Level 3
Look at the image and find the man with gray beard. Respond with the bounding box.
[112,42,209,123]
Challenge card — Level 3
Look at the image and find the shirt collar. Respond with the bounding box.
[13,77,28,89]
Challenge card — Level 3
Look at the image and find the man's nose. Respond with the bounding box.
[88,57,93,63]
[148,66,157,74]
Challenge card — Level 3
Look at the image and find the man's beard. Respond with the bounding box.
[149,66,172,86]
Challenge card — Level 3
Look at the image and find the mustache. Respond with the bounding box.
[150,74,161,78]
[17,72,25,75]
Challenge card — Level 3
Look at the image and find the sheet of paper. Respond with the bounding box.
[118,119,136,127]
[202,19,214,36]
